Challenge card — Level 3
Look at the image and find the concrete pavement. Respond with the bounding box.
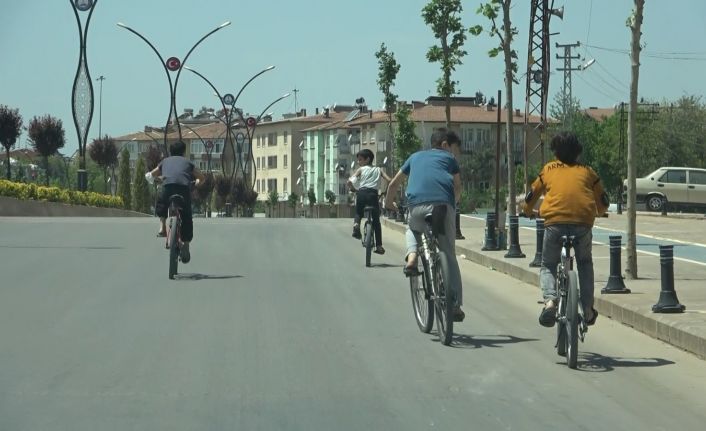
[2,217,706,429]
[383,212,706,359]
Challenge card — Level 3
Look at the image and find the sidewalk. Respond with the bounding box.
[382,214,706,359]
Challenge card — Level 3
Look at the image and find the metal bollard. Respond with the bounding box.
[504,215,526,258]
[601,236,631,294]
[652,245,685,313]
[661,196,668,216]
[455,207,465,240]
[225,202,232,217]
[481,212,499,251]
[529,218,544,267]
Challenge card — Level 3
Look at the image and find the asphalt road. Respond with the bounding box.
[1,217,705,431]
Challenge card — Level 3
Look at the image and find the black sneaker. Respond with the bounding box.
[453,307,466,322]
[352,227,362,239]
[180,242,191,263]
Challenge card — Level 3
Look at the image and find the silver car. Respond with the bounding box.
[624,167,706,211]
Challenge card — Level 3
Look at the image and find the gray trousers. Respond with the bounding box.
[540,224,594,311]
[405,203,463,306]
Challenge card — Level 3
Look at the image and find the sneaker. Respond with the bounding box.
[352,227,362,239]
[374,246,386,255]
[455,232,465,240]
[452,306,465,322]
[180,242,191,263]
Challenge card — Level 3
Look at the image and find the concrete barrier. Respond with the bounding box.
[0,196,149,217]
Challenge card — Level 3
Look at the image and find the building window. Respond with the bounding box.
[284,178,288,193]
[257,180,260,193]
[284,155,288,168]
[268,132,277,146]
[257,135,261,147]
[284,131,288,144]
[267,156,277,169]
[267,178,277,192]
[257,157,261,169]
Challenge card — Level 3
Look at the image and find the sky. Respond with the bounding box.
[2,0,706,155]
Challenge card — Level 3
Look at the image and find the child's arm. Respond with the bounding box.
[593,176,609,216]
[523,173,545,217]
[193,167,205,186]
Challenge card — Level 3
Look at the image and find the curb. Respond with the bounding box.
[383,217,705,359]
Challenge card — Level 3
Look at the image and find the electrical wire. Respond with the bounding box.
[575,73,622,103]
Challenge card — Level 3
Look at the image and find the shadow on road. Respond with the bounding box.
[572,352,676,372]
[0,245,123,250]
[174,273,244,281]
[450,334,539,349]
[369,263,404,269]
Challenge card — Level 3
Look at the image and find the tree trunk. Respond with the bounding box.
[626,0,644,279]
[44,156,49,186]
[5,148,10,180]
[503,0,516,216]
[104,168,109,194]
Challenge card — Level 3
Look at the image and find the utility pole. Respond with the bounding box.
[555,42,581,128]
[293,87,300,112]
[96,75,106,138]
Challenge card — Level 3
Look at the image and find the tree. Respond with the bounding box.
[145,145,163,171]
[288,192,299,217]
[117,148,131,209]
[242,188,258,217]
[394,103,422,167]
[231,177,246,216]
[375,43,401,170]
[626,0,645,279]
[422,0,467,127]
[325,190,336,206]
[307,186,317,217]
[473,0,519,215]
[267,189,279,218]
[132,156,150,213]
[214,174,231,212]
[27,115,65,186]
[0,105,23,180]
[88,135,118,194]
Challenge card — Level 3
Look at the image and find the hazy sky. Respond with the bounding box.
[2,0,706,154]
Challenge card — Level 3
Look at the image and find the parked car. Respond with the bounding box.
[624,167,706,211]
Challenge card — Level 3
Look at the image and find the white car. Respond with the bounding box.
[624,167,706,211]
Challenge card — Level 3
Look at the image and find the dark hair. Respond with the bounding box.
[446,130,460,146]
[356,149,374,164]
[550,132,582,164]
[430,128,448,148]
[170,141,186,156]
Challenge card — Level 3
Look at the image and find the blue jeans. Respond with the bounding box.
[540,224,594,311]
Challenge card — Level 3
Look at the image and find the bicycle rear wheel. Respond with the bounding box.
[434,250,454,346]
[364,221,373,267]
[566,270,580,368]
[410,255,434,333]
[168,217,179,280]
[556,292,567,357]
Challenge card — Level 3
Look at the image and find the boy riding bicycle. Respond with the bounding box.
[147,141,205,263]
[385,129,465,322]
[347,149,391,255]
[522,132,609,328]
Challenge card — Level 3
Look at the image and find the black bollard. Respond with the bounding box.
[504,215,526,258]
[225,202,232,217]
[601,236,631,294]
[529,218,545,267]
[652,245,685,313]
[661,196,668,216]
[455,207,465,240]
[481,212,499,251]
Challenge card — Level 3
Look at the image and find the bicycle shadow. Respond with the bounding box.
[567,352,675,372]
[368,263,404,269]
[174,273,244,281]
[449,333,540,349]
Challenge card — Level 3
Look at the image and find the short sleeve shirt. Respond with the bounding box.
[159,156,195,186]
[401,149,459,207]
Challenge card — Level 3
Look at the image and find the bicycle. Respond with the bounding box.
[361,203,378,268]
[408,205,454,345]
[554,235,588,369]
[165,194,185,280]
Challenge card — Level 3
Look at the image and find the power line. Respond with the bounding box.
[584,67,628,96]
[575,73,622,103]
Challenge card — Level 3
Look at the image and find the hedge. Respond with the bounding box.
[0,180,123,209]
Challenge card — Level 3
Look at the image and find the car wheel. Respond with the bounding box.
[647,195,664,211]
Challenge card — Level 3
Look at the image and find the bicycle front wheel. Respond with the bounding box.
[410,256,434,333]
[168,217,179,280]
[434,250,454,346]
[364,221,373,267]
[566,270,580,369]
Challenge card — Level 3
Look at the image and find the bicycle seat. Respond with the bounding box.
[169,194,185,209]
[424,205,447,236]
[364,205,377,212]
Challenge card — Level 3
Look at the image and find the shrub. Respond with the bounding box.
[0,179,123,209]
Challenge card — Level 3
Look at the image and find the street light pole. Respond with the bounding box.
[70,0,98,191]
[96,75,105,138]
[117,21,230,155]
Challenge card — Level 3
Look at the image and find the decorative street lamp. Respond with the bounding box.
[184,65,275,183]
[70,0,98,191]
[117,20,230,156]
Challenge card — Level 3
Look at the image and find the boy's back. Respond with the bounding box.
[402,149,459,207]
[159,156,195,186]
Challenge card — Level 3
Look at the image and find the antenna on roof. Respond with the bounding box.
[293,87,300,112]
